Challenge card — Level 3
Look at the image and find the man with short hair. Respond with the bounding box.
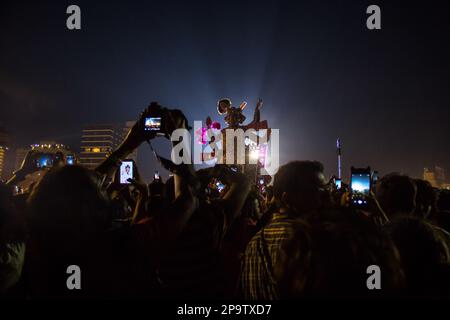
[241,161,330,300]
[376,173,417,219]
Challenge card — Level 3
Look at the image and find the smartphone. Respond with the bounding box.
[350,167,371,206]
[36,154,54,168]
[154,170,160,180]
[335,178,342,189]
[119,160,134,184]
[216,180,225,193]
[144,117,162,132]
[66,155,75,165]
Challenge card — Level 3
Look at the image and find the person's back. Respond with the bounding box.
[434,190,450,232]
[242,212,298,299]
[274,210,405,299]
[26,165,113,298]
[157,165,251,299]
[241,161,330,300]
[0,183,26,297]
[386,217,450,298]
[157,204,227,299]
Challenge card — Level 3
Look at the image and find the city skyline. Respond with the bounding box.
[1,0,449,181]
[2,124,450,187]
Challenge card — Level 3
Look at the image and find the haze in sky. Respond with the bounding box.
[1,0,449,181]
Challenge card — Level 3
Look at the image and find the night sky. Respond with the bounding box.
[1,0,449,181]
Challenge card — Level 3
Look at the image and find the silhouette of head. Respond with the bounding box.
[414,179,437,219]
[27,165,112,297]
[437,189,450,213]
[376,173,417,218]
[217,98,231,115]
[217,98,247,127]
[28,166,111,254]
[273,161,329,215]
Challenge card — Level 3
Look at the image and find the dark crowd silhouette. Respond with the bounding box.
[1,103,450,300]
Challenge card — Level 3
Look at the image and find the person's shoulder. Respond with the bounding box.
[245,228,263,250]
[265,212,297,228]
[428,222,450,247]
[432,224,450,239]
[202,200,231,226]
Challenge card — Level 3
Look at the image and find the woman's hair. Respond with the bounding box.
[27,165,111,249]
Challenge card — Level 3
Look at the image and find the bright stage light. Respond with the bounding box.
[250,148,260,161]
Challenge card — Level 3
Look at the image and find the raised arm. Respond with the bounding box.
[211,165,251,222]
[6,150,40,187]
[95,119,145,178]
[252,98,263,124]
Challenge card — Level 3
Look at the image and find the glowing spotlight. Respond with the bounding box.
[250,148,260,161]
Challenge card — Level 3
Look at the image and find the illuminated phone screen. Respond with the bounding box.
[120,161,134,184]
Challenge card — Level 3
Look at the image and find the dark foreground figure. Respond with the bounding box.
[1,103,449,299]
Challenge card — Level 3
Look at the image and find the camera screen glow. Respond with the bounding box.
[66,156,74,165]
[144,117,161,131]
[351,174,370,194]
[216,181,225,192]
[120,161,133,184]
[37,155,53,168]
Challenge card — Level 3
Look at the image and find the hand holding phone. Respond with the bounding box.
[215,180,226,193]
[141,102,166,139]
[144,117,162,132]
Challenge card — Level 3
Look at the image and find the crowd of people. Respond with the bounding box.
[1,105,450,299]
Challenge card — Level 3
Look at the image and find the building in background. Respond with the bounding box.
[79,124,122,170]
[423,166,447,188]
[0,128,11,180]
[14,147,30,171]
[79,122,138,170]
[0,146,7,180]
[12,142,76,193]
[14,142,77,171]
[123,121,138,162]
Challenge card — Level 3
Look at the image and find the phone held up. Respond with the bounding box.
[350,166,371,207]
